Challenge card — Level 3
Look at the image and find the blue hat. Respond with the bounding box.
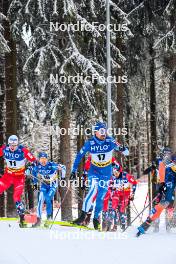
[38,152,48,159]
[94,122,107,131]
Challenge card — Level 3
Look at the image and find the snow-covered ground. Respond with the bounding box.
[0,182,176,264]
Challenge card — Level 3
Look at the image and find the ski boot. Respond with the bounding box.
[136,217,152,237]
[19,214,27,228]
[111,211,119,232]
[93,218,100,230]
[107,209,116,231]
[111,224,117,232]
[72,211,87,226]
[32,217,41,228]
[120,213,127,232]
[16,201,27,228]
[102,211,108,231]
[44,215,52,228]
[102,220,108,231]
[84,211,92,226]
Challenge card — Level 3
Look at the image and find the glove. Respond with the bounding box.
[32,160,38,167]
[119,145,126,152]
[70,171,77,181]
[119,145,129,156]
[158,182,166,194]
[130,193,135,201]
[81,174,87,190]
[154,193,162,205]
[32,184,38,191]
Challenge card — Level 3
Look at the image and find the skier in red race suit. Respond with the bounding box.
[0,135,36,227]
[102,163,137,231]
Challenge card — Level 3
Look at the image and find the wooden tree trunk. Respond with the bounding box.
[77,125,85,215]
[149,43,157,203]
[168,2,176,152]
[115,31,124,137]
[115,34,125,165]
[3,0,17,217]
[168,56,176,152]
[25,178,34,210]
[59,101,72,221]
[0,55,5,217]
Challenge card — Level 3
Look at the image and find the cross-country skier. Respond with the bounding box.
[32,152,66,227]
[102,163,137,231]
[81,155,120,226]
[0,135,36,227]
[137,153,176,237]
[70,121,129,230]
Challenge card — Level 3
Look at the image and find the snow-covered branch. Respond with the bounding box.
[153,27,175,49]
[126,2,144,18]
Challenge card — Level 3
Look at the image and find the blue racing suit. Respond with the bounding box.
[72,135,129,219]
[33,162,66,219]
[161,163,176,206]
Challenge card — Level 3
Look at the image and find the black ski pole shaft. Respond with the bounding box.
[131,201,142,222]
[131,200,140,215]
[50,187,71,229]
[123,194,159,232]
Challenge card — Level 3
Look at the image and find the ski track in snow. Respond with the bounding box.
[0,183,176,264]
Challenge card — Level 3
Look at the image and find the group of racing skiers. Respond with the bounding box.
[0,135,66,227]
[0,122,176,236]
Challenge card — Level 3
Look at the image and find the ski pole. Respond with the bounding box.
[141,192,149,220]
[123,193,160,232]
[49,177,82,227]
[131,201,142,223]
[50,186,71,229]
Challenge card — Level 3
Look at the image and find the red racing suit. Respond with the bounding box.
[0,144,36,202]
[103,172,137,213]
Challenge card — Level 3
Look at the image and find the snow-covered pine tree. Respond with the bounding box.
[7,0,131,219]
[1,0,18,217]
[0,8,10,216]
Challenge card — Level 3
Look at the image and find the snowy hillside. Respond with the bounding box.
[0,219,175,264]
[0,182,176,264]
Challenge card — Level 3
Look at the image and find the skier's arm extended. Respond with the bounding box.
[71,141,90,173]
[126,174,137,200]
[114,140,129,156]
[127,174,137,188]
[22,147,36,162]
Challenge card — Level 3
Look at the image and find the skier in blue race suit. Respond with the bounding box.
[70,122,129,229]
[32,152,66,227]
[137,153,176,236]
